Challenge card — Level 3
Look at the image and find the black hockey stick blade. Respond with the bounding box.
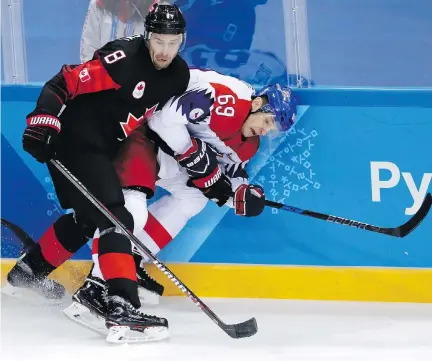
[395,193,432,238]
[0,218,36,249]
[223,317,258,339]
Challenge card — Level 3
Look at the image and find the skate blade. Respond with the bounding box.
[1,282,63,305]
[63,302,108,336]
[138,287,160,306]
[106,325,169,344]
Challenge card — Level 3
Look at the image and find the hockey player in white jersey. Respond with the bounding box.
[63,69,297,342]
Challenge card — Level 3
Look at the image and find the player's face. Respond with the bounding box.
[148,33,183,70]
[242,96,277,137]
[242,112,276,138]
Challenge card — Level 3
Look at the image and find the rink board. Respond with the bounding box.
[2,86,432,303]
[2,259,432,302]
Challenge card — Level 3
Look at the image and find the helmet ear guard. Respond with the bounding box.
[144,3,187,51]
[255,84,297,132]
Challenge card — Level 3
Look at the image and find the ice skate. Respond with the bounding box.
[134,252,164,305]
[2,257,65,300]
[63,275,108,334]
[105,295,169,343]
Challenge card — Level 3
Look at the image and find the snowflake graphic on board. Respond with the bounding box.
[253,127,321,215]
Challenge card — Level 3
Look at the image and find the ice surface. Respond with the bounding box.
[2,294,432,361]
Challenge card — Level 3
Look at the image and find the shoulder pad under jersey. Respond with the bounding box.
[170,84,214,124]
[188,68,254,100]
[95,35,144,85]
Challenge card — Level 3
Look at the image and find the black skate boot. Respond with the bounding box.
[72,275,107,317]
[63,275,109,334]
[3,257,65,300]
[105,295,169,343]
[133,251,164,305]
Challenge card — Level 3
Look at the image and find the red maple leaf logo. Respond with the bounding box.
[137,84,144,90]
[119,104,159,138]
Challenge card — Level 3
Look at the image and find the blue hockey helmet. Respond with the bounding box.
[255,84,297,132]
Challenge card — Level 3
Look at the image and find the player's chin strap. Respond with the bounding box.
[49,158,258,339]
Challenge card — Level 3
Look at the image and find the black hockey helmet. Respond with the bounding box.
[144,2,187,50]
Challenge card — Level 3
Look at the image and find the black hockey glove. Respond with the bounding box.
[23,112,61,163]
[191,174,233,206]
[177,137,232,206]
[234,184,266,217]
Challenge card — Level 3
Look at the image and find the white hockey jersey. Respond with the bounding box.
[148,68,260,188]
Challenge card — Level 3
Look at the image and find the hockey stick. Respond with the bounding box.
[1,218,36,249]
[264,194,432,238]
[49,159,257,339]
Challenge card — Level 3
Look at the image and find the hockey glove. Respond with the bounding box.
[23,112,61,163]
[234,184,266,217]
[193,174,233,206]
[177,137,232,206]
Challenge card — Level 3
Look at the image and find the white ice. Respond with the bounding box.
[2,294,432,361]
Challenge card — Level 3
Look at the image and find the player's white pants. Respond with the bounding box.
[91,188,149,279]
[91,168,208,280]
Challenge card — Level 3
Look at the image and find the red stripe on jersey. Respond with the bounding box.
[62,60,120,99]
[99,252,137,281]
[208,82,259,161]
[39,225,73,267]
[144,212,173,250]
[209,82,252,136]
[91,237,99,256]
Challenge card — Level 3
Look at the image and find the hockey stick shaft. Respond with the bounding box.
[264,194,431,238]
[50,159,256,338]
